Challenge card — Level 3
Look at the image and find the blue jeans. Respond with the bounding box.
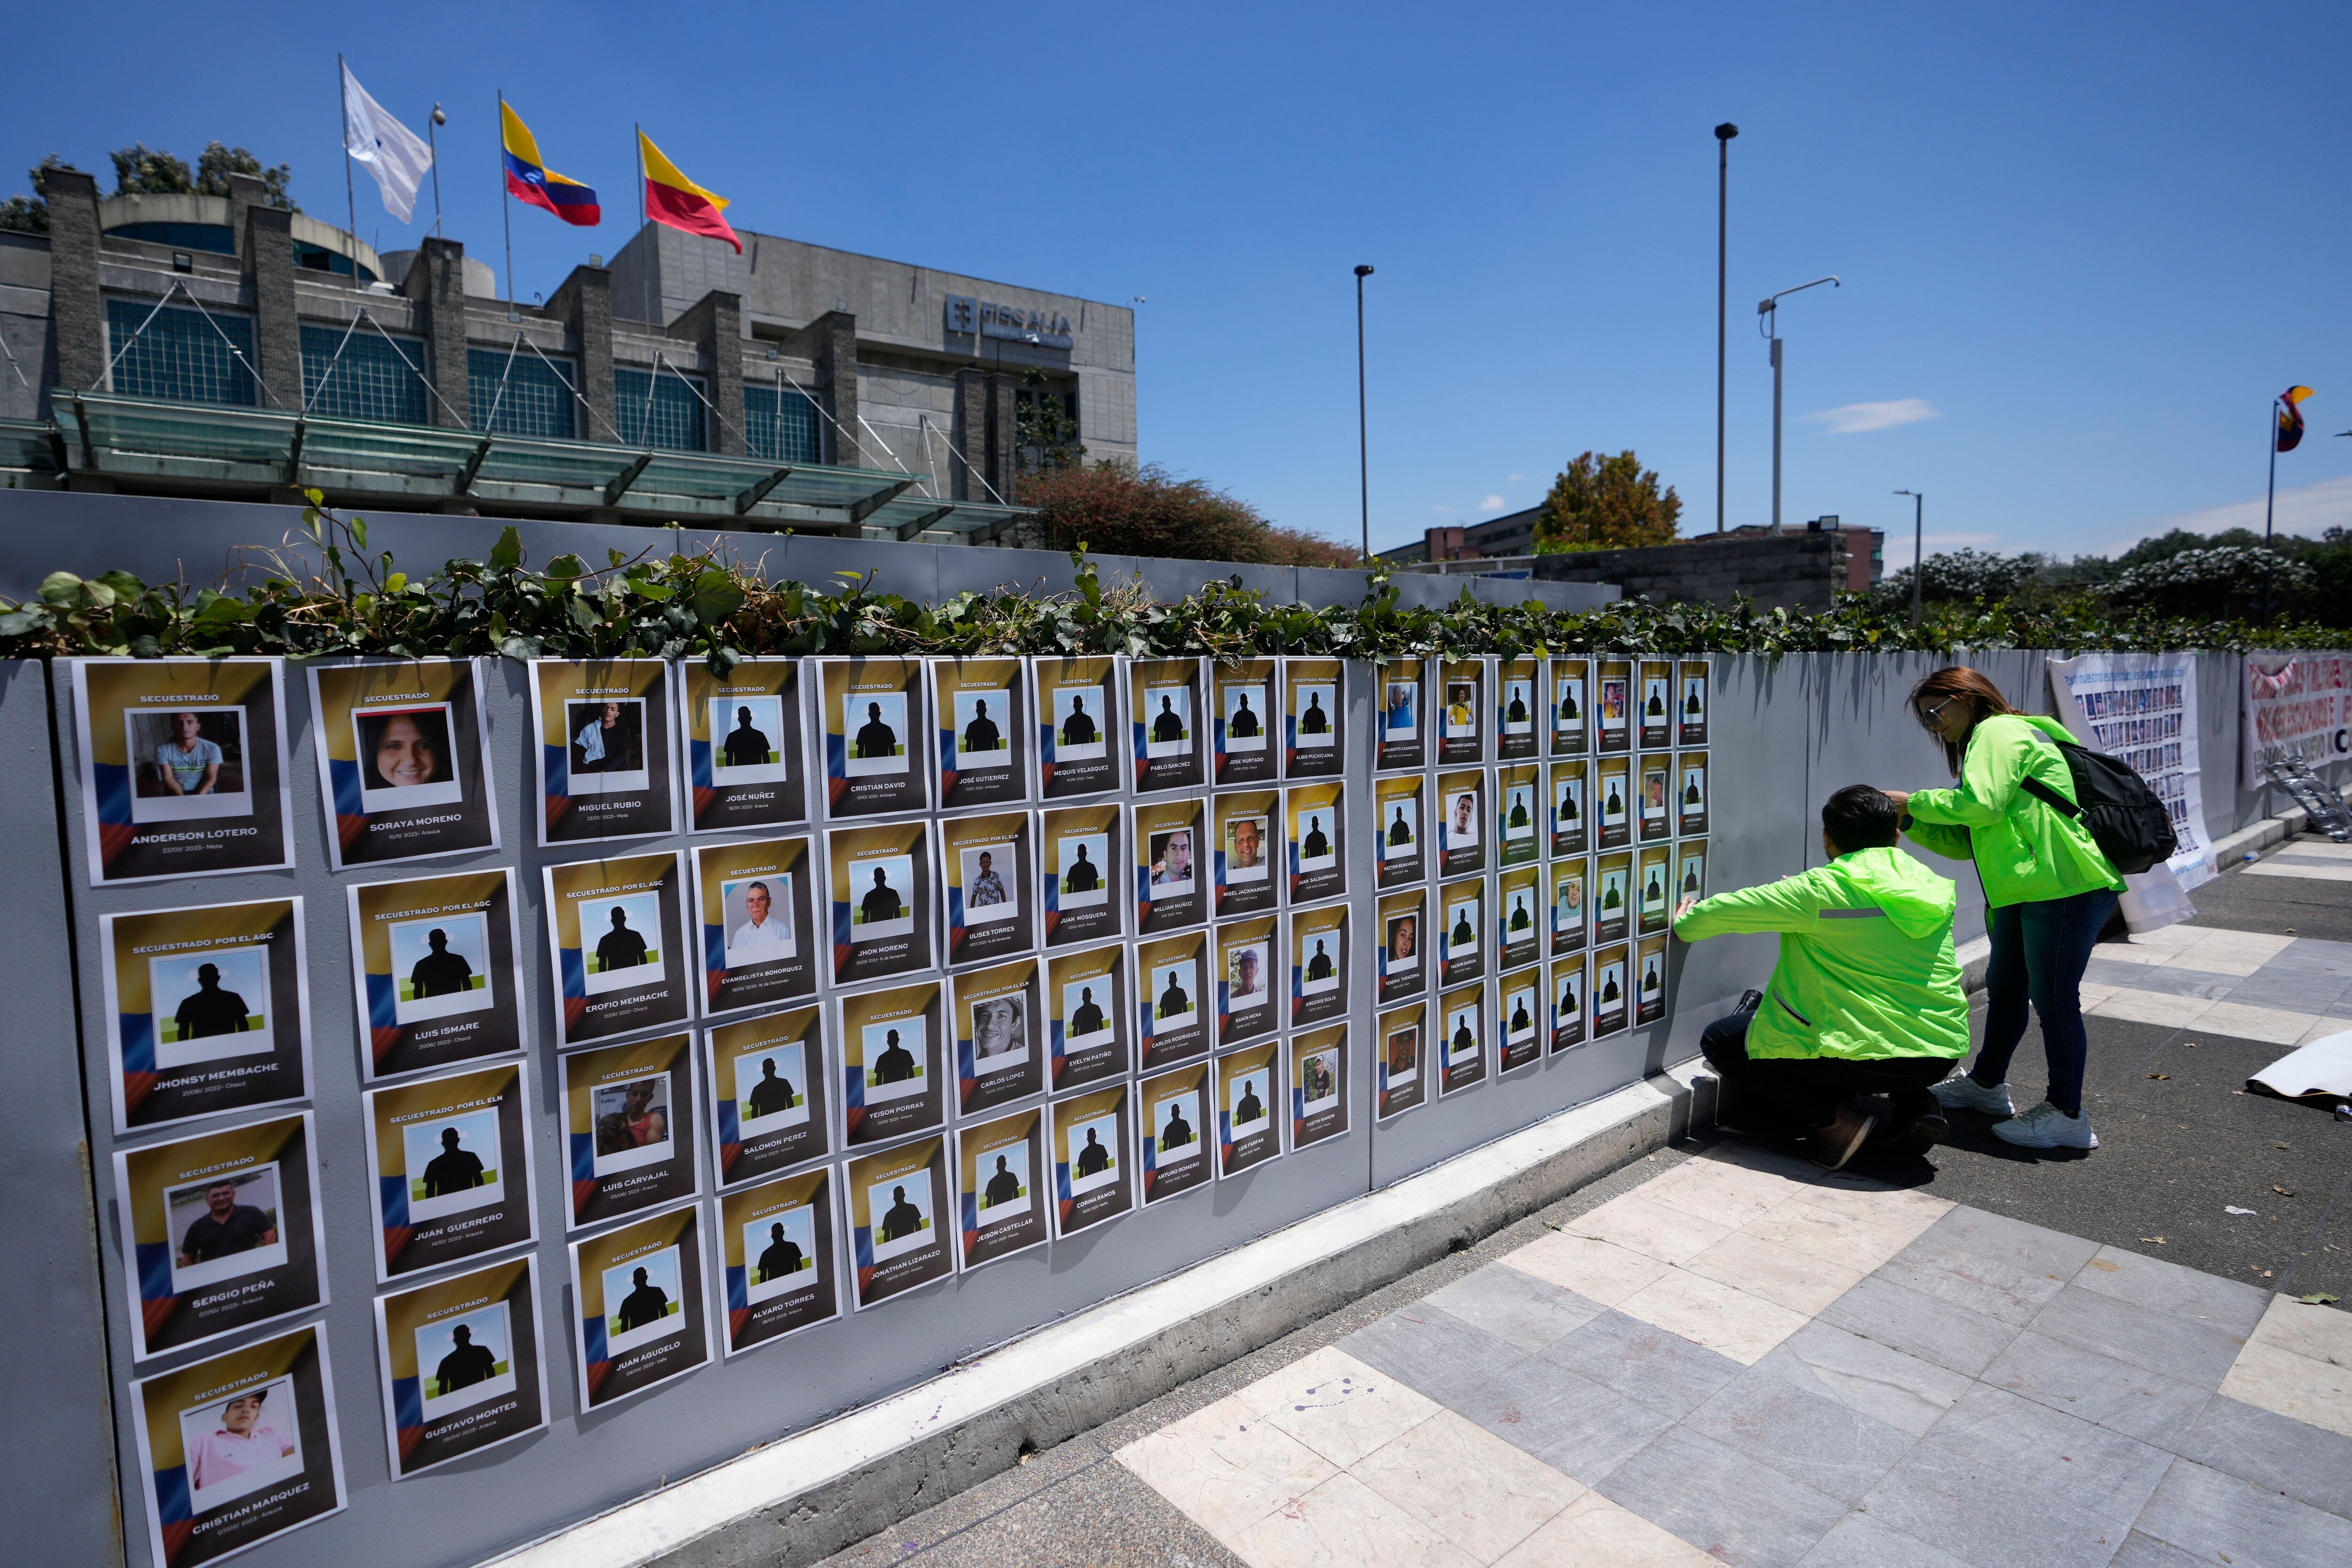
[1970,887,2118,1118]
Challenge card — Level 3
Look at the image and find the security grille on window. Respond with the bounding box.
[744,382,823,464]
[614,367,707,452]
[301,324,429,424]
[105,298,258,406]
[469,348,579,440]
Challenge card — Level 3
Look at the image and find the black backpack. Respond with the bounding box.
[2018,737,2178,876]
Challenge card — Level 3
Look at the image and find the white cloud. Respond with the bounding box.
[2124,473,2352,547]
[1479,494,1507,511]
[1507,472,1525,482]
[1804,398,1941,435]
[1430,504,1457,516]
[1919,532,2000,548]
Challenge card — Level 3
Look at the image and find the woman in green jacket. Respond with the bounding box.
[1884,667,2125,1152]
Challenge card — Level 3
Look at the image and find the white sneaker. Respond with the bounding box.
[1993,1101,2099,1150]
[1931,1074,2016,1117]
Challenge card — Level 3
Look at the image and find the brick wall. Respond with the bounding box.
[1533,531,1850,613]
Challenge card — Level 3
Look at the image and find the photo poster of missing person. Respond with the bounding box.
[1216,1037,1284,1177]
[1595,756,1632,849]
[1438,980,1488,1097]
[938,809,1037,966]
[708,1004,830,1186]
[1549,656,1590,758]
[931,656,1029,810]
[1638,659,1674,749]
[1216,914,1280,1049]
[1438,657,1486,766]
[1041,802,1123,949]
[1284,780,1344,905]
[568,1200,710,1408]
[684,657,808,834]
[1548,955,1588,1053]
[1594,850,1633,946]
[1138,1060,1213,1205]
[101,897,312,1135]
[1437,768,1485,877]
[1637,844,1673,937]
[1047,942,1128,1091]
[1637,753,1674,844]
[818,655,929,819]
[1289,1022,1349,1149]
[544,850,690,1048]
[1636,934,1669,1026]
[1596,659,1632,755]
[364,1061,536,1282]
[1215,788,1281,916]
[1677,659,1709,747]
[826,819,935,987]
[1551,856,1590,958]
[1495,863,1541,973]
[720,1166,841,1353]
[530,658,678,846]
[1548,758,1589,858]
[374,1254,548,1479]
[952,955,1045,1116]
[71,657,295,888]
[1677,840,1709,909]
[1134,927,1212,1072]
[1677,749,1710,837]
[1376,887,1426,1006]
[1438,876,1485,989]
[850,1134,955,1307]
[1128,655,1206,794]
[1032,654,1120,800]
[1374,771,1425,890]
[1591,942,1630,1037]
[560,1033,702,1230]
[1375,655,1425,772]
[1497,969,1542,1075]
[839,979,946,1148]
[1289,900,1348,1029]
[1133,794,1208,934]
[1051,1082,1136,1238]
[955,1106,1049,1267]
[347,868,525,1082]
[1494,656,1540,762]
[1212,657,1279,786]
[1282,655,1344,779]
[309,658,498,869]
[115,1111,326,1362]
[1377,1000,1427,1119]
[130,1321,346,1568]
[696,834,819,1017]
[1496,762,1541,868]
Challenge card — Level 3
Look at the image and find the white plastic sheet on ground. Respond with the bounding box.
[2248,1028,2352,1107]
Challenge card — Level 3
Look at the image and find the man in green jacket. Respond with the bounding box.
[1674,785,1970,1169]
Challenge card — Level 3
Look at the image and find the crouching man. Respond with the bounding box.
[1672,785,1969,1170]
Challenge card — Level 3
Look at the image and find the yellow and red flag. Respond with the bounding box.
[638,131,740,254]
[2276,385,2314,453]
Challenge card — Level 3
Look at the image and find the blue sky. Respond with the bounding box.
[9,1,2349,558]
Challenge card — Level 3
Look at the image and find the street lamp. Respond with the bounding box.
[1758,275,1840,533]
[1714,122,1737,535]
[1355,264,1375,565]
[1895,489,1923,628]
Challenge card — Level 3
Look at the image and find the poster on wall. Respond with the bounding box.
[1637,754,1673,844]
[1283,656,1344,778]
[1377,887,1426,1005]
[114,1111,327,1361]
[1439,982,1487,1096]
[560,1033,701,1229]
[2049,652,2215,883]
[1041,803,1123,948]
[1549,759,1589,857]
[938,809,1037,966]
[1549,956,1587,1052]
[1377,1001,1426,1119]
[1284,781,1344,904]
[1051,1083,1136,1238]
[544,851,690,1048]
[1033,655,1120,799]
[347,868,524,1082]
[707,1005,829,1187]
[1289,1023,1349,1149]
[1677,840,1709,907]
[683,656,807,834]
[1591,943,1629,1037]
[1551,858,1589,957]
[130,1321,346,1568]
[1217,1039,1284,1176]
[1438,658,1486,765]
[1495,656,1539,761]
[1677,660,1709,747]
[1637,844,1673,937]
[818,656,928,819]
[1594,851,1631,945]
[1128,656,1205,793]
[1438,877,1484,988]
[1216,915,1279,1048]
[1596,756,1631,849]
[308,657,498,868]
[1437,769,1486,877]
[1375,656,1425,771]
[955,1107,1049,1267]
[694,834,819,1016]
[1213,657,1279,786]
[1677,751,1710,837]
[840,979,946,1148]
[850,1136,954,1307]
[1375,772,1425,889]
[102,898,311,1134]
[1135,928,1211,1072]
[568,1201,710,1407]
[1138,1061,1213,1205]
[1048,943,1128,1090]
[530,658,677,845]
[374,1254,548,1479]
[1597,659,1631,754]
[826,820,935,986]
[931,657,1029,810]
[1638,660,1673,749]
[1290,901,1348,1027]
[71,657,295,888]
[1497,763,1540,867]
[1497,970,1542,1074]
[1496,863,1540,971]
[1636,934,1669,1025]
[1213,789,1280,915]
[1133,795,1209,933]
[1549,657,1589,757]
[720,1167,840,1353]
[364,1062,536,1281]
[951,955,1045,1116]
[2241,652,2352,789]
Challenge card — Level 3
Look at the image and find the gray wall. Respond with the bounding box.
[1534,530,1851,613]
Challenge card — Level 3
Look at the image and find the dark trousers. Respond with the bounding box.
[1971,887,2117,1119]
[1700,1011,1951,1137]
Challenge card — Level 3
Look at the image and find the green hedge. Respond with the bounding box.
[2,503,2345,666]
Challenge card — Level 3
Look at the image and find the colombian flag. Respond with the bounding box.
[501,101,601,227]
[2276,385,2314,454]
[639,130,742,254]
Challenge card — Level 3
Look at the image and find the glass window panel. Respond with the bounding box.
[743,382,823,464]
[469,347,578,439]
[613,367,707,452]
[301,322,429,424]
[105,298,258,406]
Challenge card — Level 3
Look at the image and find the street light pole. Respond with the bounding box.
[1757,275,1840,533]
[1714,123,1737,535]
[1895,489,1923,628]
[1355,264,1375,565]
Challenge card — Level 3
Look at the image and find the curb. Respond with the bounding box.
[480,1061,1715,1568]
[2209,806,2311,868]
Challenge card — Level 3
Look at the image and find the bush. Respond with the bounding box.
[2105,546,2313,620]
[1877,548,2047,605]
[1015,460,1355,567]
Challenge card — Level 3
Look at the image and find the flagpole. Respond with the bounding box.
[338,54,361,279]
[498,90,515,317]
[636,123,653,327]
[2263,396,2279,624]
[428,103,445,239]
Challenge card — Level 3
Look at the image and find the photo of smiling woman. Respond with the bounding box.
[309,660,499,868]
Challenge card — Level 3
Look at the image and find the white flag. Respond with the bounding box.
[341,62,433,224]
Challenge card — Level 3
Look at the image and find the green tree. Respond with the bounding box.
[0,155,63,234]
[1877,548,2049,605]
[1014,367,1084,477]
[1016,460,1356,566]
[1532,451,1682,552]
[2106,546,2313,621]
[108,141,296,209]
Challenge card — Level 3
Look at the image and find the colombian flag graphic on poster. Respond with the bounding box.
[501,100,600,225]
